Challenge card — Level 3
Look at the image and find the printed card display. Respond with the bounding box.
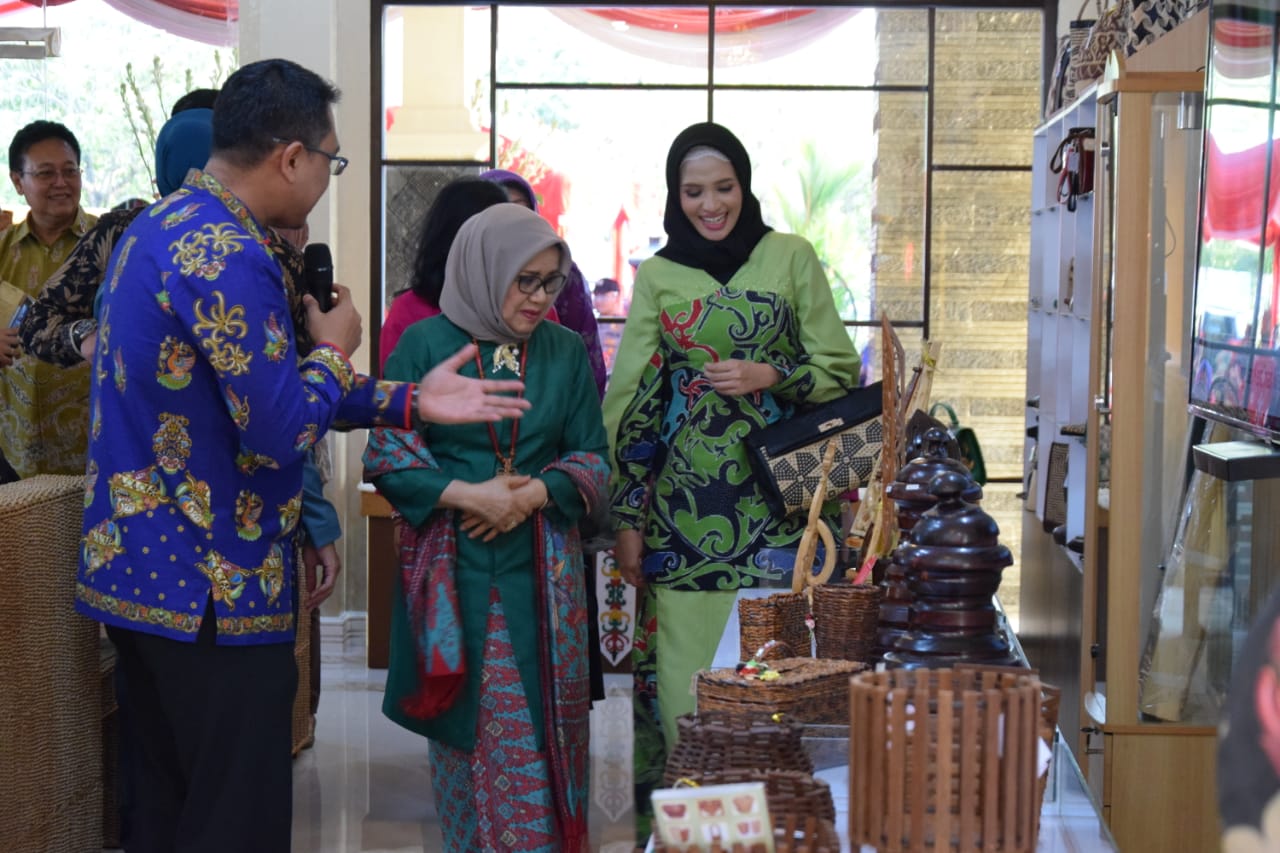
[651,781,774,851]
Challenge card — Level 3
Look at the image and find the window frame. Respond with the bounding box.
[368,1,1054,370]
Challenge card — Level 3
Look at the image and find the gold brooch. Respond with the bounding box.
[493,343,521,373]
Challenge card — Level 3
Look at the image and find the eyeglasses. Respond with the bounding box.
[271,137,348,176]
[20,166,82,184]
[515,271,567,296]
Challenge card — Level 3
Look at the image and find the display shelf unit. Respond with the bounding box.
[1023,59,1216,851]
[1026,85,1097,549]
[1086,63,1212,852]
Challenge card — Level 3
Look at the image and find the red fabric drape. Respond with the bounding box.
[584,8,815,34]
[145,0,235,21]
[1202,137,1280,247]
[6,0,235,18]
[1215,18,1274,50]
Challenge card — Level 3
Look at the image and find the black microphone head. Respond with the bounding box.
[303,243,333,311]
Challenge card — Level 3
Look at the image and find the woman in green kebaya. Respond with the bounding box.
[601,121,861,842]
[366,203,609,853]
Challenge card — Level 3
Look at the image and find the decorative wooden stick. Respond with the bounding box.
[849,337,942,585]
[792,440,839,596]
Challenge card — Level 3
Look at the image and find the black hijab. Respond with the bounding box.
[655,122,772,284]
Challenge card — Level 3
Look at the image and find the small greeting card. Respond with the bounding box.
[651,781,774,851]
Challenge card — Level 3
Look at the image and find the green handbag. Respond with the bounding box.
[929,402,988,485]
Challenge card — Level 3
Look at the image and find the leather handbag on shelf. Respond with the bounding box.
[928,401,988,486]
[1051,127,1096,212]
[745,382,883,517]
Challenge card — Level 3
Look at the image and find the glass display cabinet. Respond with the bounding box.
[1083,57,1214,852]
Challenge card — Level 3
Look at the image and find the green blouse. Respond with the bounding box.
[376,315,609,750]
[601,231,861,590]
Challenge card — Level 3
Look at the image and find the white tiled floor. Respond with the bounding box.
[290,661,639,853]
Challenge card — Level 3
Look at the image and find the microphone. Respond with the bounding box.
[303,243,334,312]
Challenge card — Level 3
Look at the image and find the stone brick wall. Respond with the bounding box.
[873,11,1042,482]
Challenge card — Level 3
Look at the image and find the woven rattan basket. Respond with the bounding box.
[812,582,882,663]
[696,657,864,724]
[0,474,101,853]
[738,591,811,662]
[664,712,814,786]
[849,667,1049,853]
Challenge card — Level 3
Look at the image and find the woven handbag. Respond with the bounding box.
[1127,0,1196,55]
[745,382,883,517]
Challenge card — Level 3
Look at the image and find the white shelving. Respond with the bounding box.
[1026,87,1097,546]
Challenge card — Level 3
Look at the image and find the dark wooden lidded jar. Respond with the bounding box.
[885,469,1019,669]
[873,428,983,661]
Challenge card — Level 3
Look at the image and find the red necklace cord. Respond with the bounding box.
[472,339,528,476]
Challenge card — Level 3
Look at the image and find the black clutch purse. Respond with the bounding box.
[745,382,884,517]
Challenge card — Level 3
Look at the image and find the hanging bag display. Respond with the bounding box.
[1050,127,1096,212]
[928,401,988,486]
[745,382,883,517]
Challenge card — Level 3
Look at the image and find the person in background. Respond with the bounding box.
[601,122,861,842]
[592,276,625,377]
[365,203,608,853]
[20,101,216,368]
[479,168,608,398]
[0,120,97,480]
[378,177,508,374]
[77,58,531,853]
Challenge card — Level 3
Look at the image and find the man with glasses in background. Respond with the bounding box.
[0,119,95,481]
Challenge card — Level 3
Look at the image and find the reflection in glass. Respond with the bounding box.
[1190,6,1280,437]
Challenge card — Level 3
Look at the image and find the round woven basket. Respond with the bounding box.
[664,712,813,786]
[812,582,882,663]
[695,657,864,725]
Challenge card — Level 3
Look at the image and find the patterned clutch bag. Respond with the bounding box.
[745,383,883,517]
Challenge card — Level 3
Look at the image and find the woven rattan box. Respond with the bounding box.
[695,657,865,725]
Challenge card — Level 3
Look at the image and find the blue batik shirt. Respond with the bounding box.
[76,170,412,645]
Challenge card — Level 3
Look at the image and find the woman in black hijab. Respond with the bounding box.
[601,121,862,842]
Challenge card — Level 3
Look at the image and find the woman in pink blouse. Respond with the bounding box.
[379,178,509,374]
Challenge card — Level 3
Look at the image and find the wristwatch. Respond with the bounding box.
[69,318,96,355]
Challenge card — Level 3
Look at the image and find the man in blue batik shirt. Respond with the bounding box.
[75,58,530,853]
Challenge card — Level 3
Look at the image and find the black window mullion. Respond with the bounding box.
[375,2,1047,338]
